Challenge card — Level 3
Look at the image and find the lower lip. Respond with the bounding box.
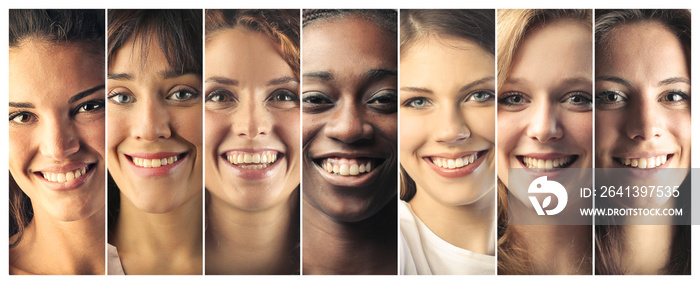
[127,154,187,177]
[37,165,95,192]
[313,160,383,188]
[221,155,282,180]
[423,152,487,178]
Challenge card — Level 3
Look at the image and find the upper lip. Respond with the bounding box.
[221,147,284,155]
[613,152,673,159]
[34,162,95,173]
[424,150,486,159]
[517,153,576,159]
[125,151,186,159]
[311,151,387,160]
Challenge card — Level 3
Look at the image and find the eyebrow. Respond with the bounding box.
[206,76,238,86]
[267,76,299,86]
[595,76,631,87]
[658,77,690,87]
[303,71,334,82]
[68,84,105,103]
[10,84,105,108]
[108,69,200,81]
[363,69,397,82]
[401,76,495,95]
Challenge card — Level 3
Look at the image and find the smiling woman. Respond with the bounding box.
[203,9,300,275]
[9,9,106,275]
[301,9,398,275]
[398,9,496,275]
[496,9,593,275]
[106,9,203,275]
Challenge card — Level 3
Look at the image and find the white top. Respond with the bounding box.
[107,243,126,275]
[400,201,496,275]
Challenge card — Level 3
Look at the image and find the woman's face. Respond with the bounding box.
[595,22,690,171]
[400,38,495,206]
[302,16,398,222]
[9,41,105,221]
[497,20,593,189]
[108,36,203,214]
[205,28,300,211]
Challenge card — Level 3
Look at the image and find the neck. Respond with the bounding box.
[111,191,203,274]
[205,190,299,275]
[10,207,105,275]
[408,187,495,255]
[619,225,674,274]
[302,198,397,275]
[515,224,592,274]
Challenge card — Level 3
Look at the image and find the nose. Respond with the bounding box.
[233,96,271,138]
[40,114,80,161]
[133,97,171,141]
[526,99,563,143]
[435,105,470,144]
[323,99,374,144]
[626,97,662,141]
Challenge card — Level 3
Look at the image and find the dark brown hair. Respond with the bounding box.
[594,10,691,275]
[205,9,299,78]
[9,9,105,248]
[108,9,202,76]
[303,9,397,35]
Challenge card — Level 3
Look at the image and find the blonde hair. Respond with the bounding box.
[496,9,592,275]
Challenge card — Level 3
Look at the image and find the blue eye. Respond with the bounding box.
[467,90,495,103]
[108,93,134,104]
[403,97,431,109]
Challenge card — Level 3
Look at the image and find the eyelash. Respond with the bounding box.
[206,89,237,103]
[9,99,105,126]
[167,87,200,102]
[498,91,529,107]
[659,89,690,105]
[595,90,627,106]
[267,89,300,103]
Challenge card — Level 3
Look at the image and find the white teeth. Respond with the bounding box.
[621,155,668,169]
[431,153,479,169]
[226,152,278,170]
[322,158,373,176]
[133,155,179,168]
[41,165,90,183]
[523,156,574,170]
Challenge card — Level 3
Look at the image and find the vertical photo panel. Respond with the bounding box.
[301,9,398,275]
[9,9,107,275]
[106,9,203,275]
[496,9,593,275]
[398,9,497,275]
[203,9,301,275]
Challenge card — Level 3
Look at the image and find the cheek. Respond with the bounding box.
[204,112,229,153]
[8,127,34,175]
[172,107,203,148]
[79,118,106,158]
[564,111,592,148]
[275,109,301,154]
[302,115,322,146]
[107,110,128,152]
[399,114,427,154]
[497,111,521,155]
[466,106,495,143]
[371,113,398,146]
[595,111,622,153]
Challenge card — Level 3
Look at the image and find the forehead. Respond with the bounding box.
[596,22,688,81]
[10,40,103,101]
[401,37,493,87]
[206,28,292,80]
[508,19,591,86]
[302,16,396,72]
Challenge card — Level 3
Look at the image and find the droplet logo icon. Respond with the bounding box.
[528,176,568,216]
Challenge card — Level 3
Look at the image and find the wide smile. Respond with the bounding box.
[220,150,284,179]
[125,152,188,177]
[518,154,578,171]
[35,163,97,191]
[423,150,488,178]
[614,154,671,169]
[312,155,387,188]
